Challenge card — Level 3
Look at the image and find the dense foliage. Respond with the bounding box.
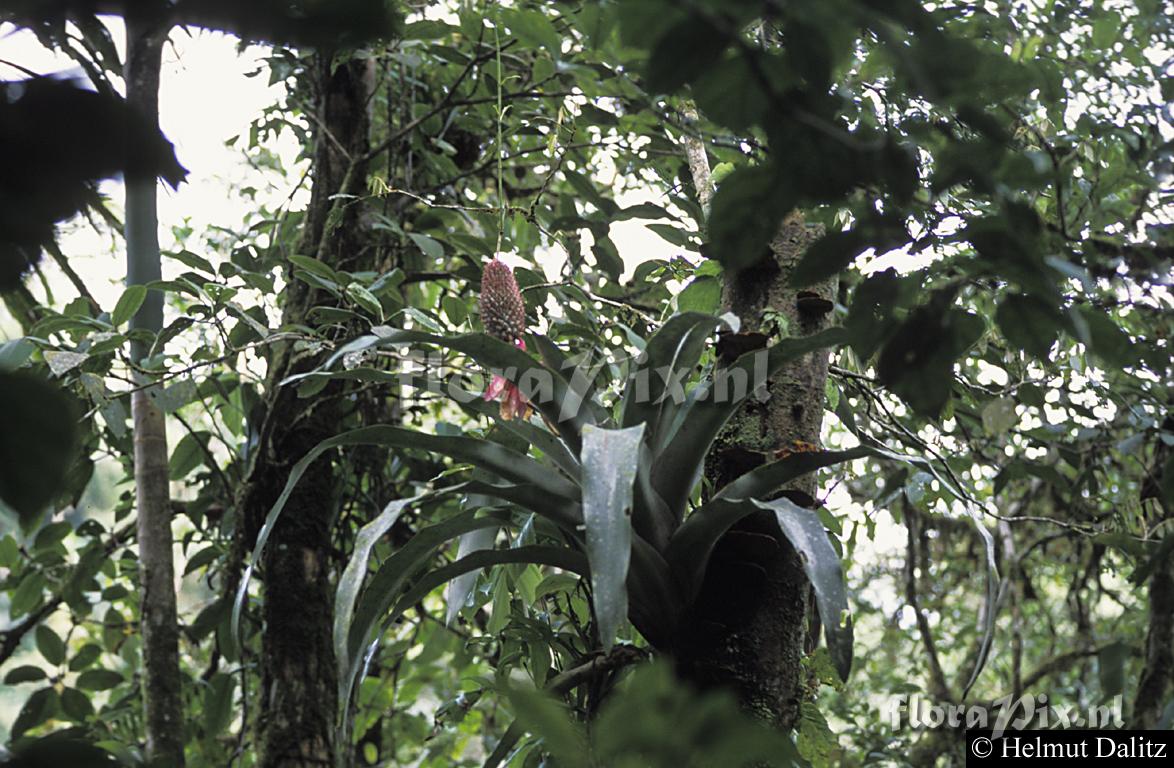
[0,1,1170,766]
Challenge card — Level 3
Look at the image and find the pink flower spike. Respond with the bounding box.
[484,374,508,402]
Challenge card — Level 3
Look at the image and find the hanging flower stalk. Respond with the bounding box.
[479,258,531,420]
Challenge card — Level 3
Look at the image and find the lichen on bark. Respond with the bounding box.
[674,212,838,730]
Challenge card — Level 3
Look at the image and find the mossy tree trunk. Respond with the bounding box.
[235,53,376,768]
[1132,551,1173,728]
[674,214,837,729]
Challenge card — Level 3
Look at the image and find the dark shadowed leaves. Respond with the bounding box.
[2,0,401,46]
[644,17,730,94]
[844,268,918,361]
[0,373,78,521]
[996,293,1065,359]
[877,296,986,417]
[0,78,186,289]
[706,164,794,273]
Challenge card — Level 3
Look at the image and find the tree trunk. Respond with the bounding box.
[125,12,185,766]
[1132,550,1173,728]
[674,214,837,729]
[235,54,374,768]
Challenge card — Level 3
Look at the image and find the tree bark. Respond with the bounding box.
[674,214,837,729]
[125,12,185,766]
[234,54,375,768]
[1132,550,1173,728]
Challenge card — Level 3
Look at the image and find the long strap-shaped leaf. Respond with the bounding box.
[444,528,500,626]
[339,511,511,719]
[286,366,583,480]
[461,480,582,530]
[714,446,878,501]
[652,327,849,520]
[620,312,735,451]
[334,495,422,680]
[581,423,645,650]
[666,496,853,681]
[230,425,577,652]
[362,328,596,453]
[529,332,611,427]
[341,545,590,734]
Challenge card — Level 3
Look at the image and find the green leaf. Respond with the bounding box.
[4,665,48,684]
[334,495,420,682]
[111,284,147,327]
[35,624,66,666]
[1092,17,1119,48]
[0,373,78,521]
[10,572,47,617]
[444,527,498,626]
[336,510,502,718]
[714,447,877,502]
[346,282,384,321]
[620,312,731,452]
[645,16,729,93]
[790,229,869,288]
[76,669,123,691]
[677,276,722,314]
[652,327,849,519]
[763,497,853,680]
[503,8,562,57]
[312,328,596,452]
[1078,306,1135,368]
[487,573,511,635]
[442,294,468,327]
[11,687,58,738]
[505,687,588,768]
[0,337,34,371]
[166,249,215,274]
[877,304,985,417]
[692,55,769,132]
[68,643,102,671]
[981,397,1018,435]
[1098,641,1130,699]
[233,426,579,658]
[707,164,794,272]
[408,232,444,260]
[168,431,208,481]
[45,350,89,378]
[59,686,93,722]
[996,294,1063,358]
[668,497,853,680]
[203,673,236,736]
[342,533,584,733]
[581,423,645,649]
[483,720,526,768]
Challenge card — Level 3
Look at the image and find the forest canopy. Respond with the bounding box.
[0,1,1171,767]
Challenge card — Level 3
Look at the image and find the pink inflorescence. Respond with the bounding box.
[479,258,531,420]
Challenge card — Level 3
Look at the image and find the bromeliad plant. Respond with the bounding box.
[232,259,947,739]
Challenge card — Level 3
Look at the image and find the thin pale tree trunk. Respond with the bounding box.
[125,12,185,766]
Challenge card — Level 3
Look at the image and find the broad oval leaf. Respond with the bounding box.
[111,284,147,327]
